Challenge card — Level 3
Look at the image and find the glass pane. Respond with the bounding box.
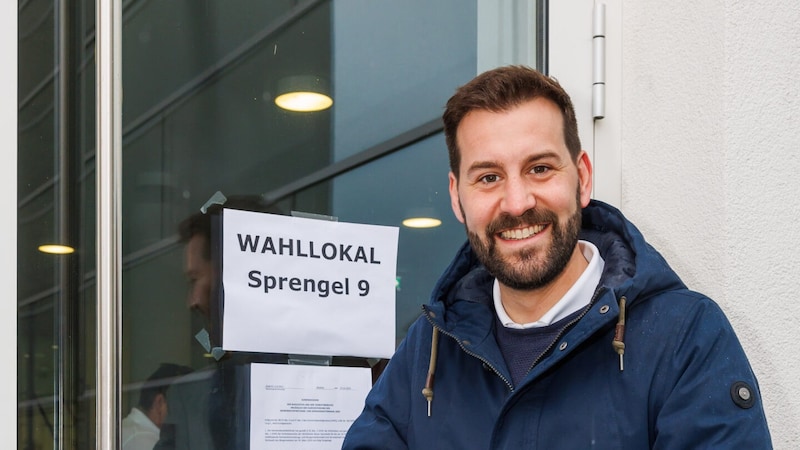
[331,1,477,160]
[19,0,541,447]
[307,134,466,340]
[18,0,97,447]
[120,1,478,447]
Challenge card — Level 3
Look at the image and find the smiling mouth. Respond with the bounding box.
[498,224,547,240]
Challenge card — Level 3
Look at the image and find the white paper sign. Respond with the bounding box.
[249,363,371,450]
[222,209,398,358]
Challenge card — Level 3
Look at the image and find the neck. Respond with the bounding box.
[143,407,162,429]
[499,245,588,324]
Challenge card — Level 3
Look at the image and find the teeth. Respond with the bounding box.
[500,225,545,240]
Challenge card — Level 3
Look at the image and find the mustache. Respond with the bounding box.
[486,208,558,235]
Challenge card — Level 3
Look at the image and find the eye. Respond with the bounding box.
[531,165,550,175]
[478,174,499,184]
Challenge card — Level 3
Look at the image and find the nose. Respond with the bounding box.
[187,287,201,311]
[500,175,536,217]
[187,285,211,319]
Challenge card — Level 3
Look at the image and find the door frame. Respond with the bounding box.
[1,0,18,445]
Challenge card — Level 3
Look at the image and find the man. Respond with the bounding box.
[343,66,772,449]
[156,196,276,450]
[180,206,215,334]
[122,363,192,450]
[180,195,281,351]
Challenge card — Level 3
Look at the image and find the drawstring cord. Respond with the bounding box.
[612,296,627,371]
[422,327,439,417]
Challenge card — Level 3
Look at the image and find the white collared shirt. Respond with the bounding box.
[494,240,605,329]
[121,407,160,450]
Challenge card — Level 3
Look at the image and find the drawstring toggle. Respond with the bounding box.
[421,327,439,417]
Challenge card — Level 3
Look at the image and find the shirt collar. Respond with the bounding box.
[493,240,605,329]
[125,406,160,434]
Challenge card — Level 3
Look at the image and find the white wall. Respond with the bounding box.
[0,0,16,446]
[621,1,800,448]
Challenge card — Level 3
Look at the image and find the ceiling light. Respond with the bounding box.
[38,244,75,255]
[402,207,442,228]
[402,217,442,228]
[274,75,332,112]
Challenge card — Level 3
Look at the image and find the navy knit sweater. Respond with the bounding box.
[494,309,583,387]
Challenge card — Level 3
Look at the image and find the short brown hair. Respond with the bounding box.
[443,65,581,177]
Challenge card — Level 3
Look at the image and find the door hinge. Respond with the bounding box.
[593,1,606,120]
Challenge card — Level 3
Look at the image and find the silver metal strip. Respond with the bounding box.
[57,1,68,448]
[592,1,606,119]
[95,0,122,447]
[538,0,548,74]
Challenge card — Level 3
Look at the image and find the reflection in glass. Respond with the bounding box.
[18,0,480,447]
[300,134,467,339]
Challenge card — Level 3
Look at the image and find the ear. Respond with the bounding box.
[576,151,593,207]
[448,172,465,224]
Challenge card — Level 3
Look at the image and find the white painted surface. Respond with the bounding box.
[553,0,799,446]
[621,1,800,447]
[550,0,623,207]
[0,0,16,446]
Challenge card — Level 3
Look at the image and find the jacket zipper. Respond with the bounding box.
[423,313,515,392]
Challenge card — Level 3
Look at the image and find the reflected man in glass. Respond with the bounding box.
[155,196,274,450]
[123,363,192,450]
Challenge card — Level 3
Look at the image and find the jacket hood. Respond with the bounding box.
[418,200,688,414]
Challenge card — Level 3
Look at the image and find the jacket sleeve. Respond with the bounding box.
[342,320,423,450]
[651,295,772,449]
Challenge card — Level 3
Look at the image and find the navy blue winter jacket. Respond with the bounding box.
[343,200,772,449]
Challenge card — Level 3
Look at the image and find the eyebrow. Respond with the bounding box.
[523,151,563,165]
[465,151,564,175]
[465,160,500,173]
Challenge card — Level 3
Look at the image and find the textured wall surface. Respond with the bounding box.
[621,1,800,447]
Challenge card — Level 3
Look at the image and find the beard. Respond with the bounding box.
[463,190,583,291]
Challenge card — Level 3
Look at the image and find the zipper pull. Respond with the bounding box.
[612,296,627,372]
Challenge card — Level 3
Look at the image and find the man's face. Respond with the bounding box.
[151,392,168,429]
[448,97,592,291]
[184,234,213,319]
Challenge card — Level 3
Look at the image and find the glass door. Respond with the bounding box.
[16,1,547,447]
[117,2,479,448]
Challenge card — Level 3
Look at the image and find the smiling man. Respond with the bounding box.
[343,66,772,449]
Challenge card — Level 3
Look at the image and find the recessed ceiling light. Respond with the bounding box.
[275,91,333,112]
[38,244,75,254]
[402,217,442,228]
[275,75,332,112]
